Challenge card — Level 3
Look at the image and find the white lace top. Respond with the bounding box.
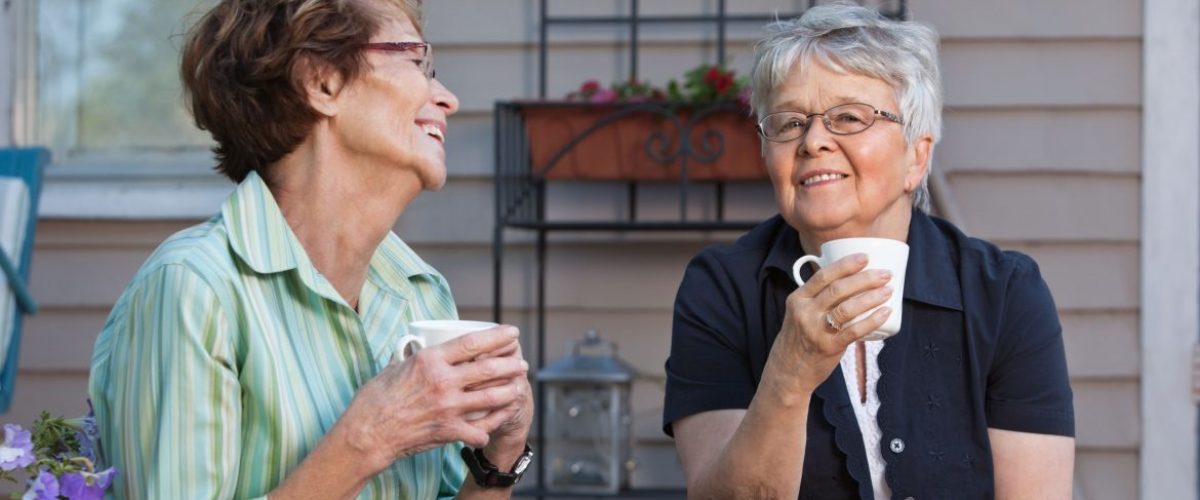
[839,340,892,500]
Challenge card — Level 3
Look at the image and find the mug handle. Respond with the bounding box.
[792,255,822,286]
[393,334,426,363]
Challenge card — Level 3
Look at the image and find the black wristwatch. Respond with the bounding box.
[461,443,533,488]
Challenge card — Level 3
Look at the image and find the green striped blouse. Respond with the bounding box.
[89,171,466,499]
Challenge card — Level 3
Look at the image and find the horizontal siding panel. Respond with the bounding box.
[631,443,686,489]
[1073,380,1139,449]
[911,0,1140,39]
[949,174,1139,242]
[36,220,194,247]
[941,41,1140,108]
[1002,242,1138,311]
[1062,311,1139,379]
[0,373,90,424]
[940,109,1140,174]
[444,113,495,177]
[1075,451,1139,500]
[19,308,107,371]
[427,0,808,45]
[437,43,757,113]
[30,247,153,308]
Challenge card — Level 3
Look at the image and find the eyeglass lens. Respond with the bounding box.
[759,103,882,141]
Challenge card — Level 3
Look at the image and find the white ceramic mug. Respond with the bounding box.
[396,320,500,420]
[792,238,909,341]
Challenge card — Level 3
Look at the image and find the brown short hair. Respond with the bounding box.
[181,0,423,182]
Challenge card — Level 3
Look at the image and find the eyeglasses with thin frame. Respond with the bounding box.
[362,41,436,79]
[756,103,904,143]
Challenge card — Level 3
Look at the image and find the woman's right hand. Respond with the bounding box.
[766,253,895,396]
[333,325,528,471]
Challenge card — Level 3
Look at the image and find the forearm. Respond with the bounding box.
[268,424,384,500]
[455,436,529,500]
[690,379,813,499]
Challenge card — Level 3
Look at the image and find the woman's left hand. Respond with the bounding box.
[468,339,534,461]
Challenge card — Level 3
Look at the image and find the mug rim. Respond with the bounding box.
[408,319,499,331]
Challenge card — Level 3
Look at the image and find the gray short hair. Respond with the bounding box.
[750,2,942,212]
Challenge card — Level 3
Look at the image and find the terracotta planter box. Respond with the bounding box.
[519,103,769,181]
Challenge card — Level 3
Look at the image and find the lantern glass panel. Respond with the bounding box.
[548,384,617,489]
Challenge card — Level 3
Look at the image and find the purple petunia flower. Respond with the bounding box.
[22,470,59,500]
[60,467,117,500]
[0,424,35,471]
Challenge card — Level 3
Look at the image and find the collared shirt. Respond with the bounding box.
[663,210,1074,499]
[89,171,466,499]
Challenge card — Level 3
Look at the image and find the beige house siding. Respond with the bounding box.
[4,0,1146,498]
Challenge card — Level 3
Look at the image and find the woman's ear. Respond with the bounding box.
[301,58,345,117]
[905,135,934,192]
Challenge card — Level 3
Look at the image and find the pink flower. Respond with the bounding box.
[589,89,619,103]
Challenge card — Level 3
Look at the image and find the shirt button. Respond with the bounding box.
[890,438,906,454]
[903,497,915,500]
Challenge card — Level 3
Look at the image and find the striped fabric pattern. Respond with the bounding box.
[89,171,466,499]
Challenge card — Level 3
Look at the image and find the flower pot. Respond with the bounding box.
[519,103,768,181]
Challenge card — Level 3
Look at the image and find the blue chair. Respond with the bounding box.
[0,148,48,413]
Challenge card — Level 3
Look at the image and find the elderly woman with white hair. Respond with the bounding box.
[663,3,1074,499]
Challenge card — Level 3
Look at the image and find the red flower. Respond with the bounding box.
[580,80,601,95]
[704,67,722,83]
[714,74,734,95]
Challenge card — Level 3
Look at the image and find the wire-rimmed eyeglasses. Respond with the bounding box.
[362,41,436,79]
[756,103,904,142]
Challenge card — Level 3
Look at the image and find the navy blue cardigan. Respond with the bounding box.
[663,210,1074,499]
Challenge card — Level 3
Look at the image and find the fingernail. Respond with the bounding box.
[855,253,868,264]
[879,306,893,315]
[877,270,892,280]
[520,360,529,371]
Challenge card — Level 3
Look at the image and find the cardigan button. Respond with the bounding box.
[889,438,906,454]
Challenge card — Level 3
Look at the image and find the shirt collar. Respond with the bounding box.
[221,171,439,299]
[760,210,963,311]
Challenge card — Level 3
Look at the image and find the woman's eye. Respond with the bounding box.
[833,113,864,124]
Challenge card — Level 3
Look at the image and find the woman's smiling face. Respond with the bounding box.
[329,11,460,191]
[763,59,930,242]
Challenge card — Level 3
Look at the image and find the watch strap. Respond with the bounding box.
[461,443,533,488]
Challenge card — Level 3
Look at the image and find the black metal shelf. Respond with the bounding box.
[492,2,906,498]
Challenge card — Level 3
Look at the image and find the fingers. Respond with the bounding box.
[795,253,869,299]
[459,382,523,420]
[837,306,893,343]
[443,325,520,364]
[815,267,892,315]
[825,280,894,330]
[459,356,529,388]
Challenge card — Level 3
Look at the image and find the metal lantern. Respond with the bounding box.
[537,329,637,493]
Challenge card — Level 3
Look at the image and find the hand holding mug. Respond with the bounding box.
[793,238,908,341]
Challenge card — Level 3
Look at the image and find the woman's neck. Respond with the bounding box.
[795,205,913,255]
[268,134,422,310]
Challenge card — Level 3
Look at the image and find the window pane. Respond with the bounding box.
[38,0,215,158]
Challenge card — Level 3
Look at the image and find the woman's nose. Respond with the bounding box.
[430,78,460,115]
[799,116,837,156]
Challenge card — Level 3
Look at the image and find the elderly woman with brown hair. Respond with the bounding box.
[664,3,1074,499]
[87,1,533,498]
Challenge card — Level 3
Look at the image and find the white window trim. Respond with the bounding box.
[1142,0,1199,497]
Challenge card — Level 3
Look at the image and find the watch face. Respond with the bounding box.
[514,454,532,474]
